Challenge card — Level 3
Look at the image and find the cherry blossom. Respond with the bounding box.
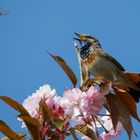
[19,84,123,140]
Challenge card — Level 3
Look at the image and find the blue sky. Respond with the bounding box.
[0,0,140,139]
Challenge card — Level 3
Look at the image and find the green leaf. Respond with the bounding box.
[53,118,66,131]
[39,100,53,123]
[1,133,28,140]
[74,125,96,140]
[48,52,77,87]
[0,120,19,140]
[1,136,11,140]
[18,133,28,139]
[18,114,40,140]
[69,128,78,140]
[0,96,30,116]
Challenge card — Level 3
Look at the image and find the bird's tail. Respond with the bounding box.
[126,72,140,102]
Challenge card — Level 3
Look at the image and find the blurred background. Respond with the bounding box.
[0,0,140,139]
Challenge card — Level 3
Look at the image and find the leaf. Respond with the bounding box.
[18,114,40,127]
[0,120,19,140]
[17,133,28,139]
[0,96,30,116]
[69,128,78,140]
[106,94,119,129]
[114,88,140,122]
[39,100,53,123]
[48,52,77,87]
[74,125,96,140]
[1,133,28,140]
[18,114,40,140]
[53,118,66,131]
[1,137,11,140]
[106,93,132,140]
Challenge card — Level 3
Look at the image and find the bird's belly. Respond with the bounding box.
[88,58,122,82]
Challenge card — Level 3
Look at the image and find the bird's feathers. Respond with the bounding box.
[98,49,126,71]
[126,72,140,87]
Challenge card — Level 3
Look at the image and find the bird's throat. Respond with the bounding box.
[80,44,93,60]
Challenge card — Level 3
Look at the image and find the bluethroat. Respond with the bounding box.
[74,33,140,102]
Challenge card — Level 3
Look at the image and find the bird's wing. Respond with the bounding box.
[98,49,125,71]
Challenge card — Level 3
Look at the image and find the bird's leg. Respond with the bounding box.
[80,76,104,91]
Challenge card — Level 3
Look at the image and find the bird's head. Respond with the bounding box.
[74,33,101,48]
[73,33,101,60]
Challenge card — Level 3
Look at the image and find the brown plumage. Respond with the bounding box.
[74,33,140,102]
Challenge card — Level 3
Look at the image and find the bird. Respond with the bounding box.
[74,32,140,103]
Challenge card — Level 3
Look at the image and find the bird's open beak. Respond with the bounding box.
[73,32,86,46]
[73,32,82,45]
[73,32,81,41]
[74,32,81,37]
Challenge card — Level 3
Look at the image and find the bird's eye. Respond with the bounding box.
[86,35,91,38]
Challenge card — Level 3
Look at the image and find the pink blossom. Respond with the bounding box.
[20,84,57,126]
[82,111,122,140]
[98,122,122,140]
[96,135,103,140]
[23,84,56,117]
[82,136,92,140]
[60,87,104,126]
[101,110,113,131]
[99,132,112,140]
[111,121,122,137]
[52,104,65,119]
[81,86,104,116]
[101,110,123,133]
[61,88,86,122]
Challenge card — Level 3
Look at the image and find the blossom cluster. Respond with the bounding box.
[21,84,122,140]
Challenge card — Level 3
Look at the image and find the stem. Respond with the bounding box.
[94,116,108,133]
[91,115,99,136]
